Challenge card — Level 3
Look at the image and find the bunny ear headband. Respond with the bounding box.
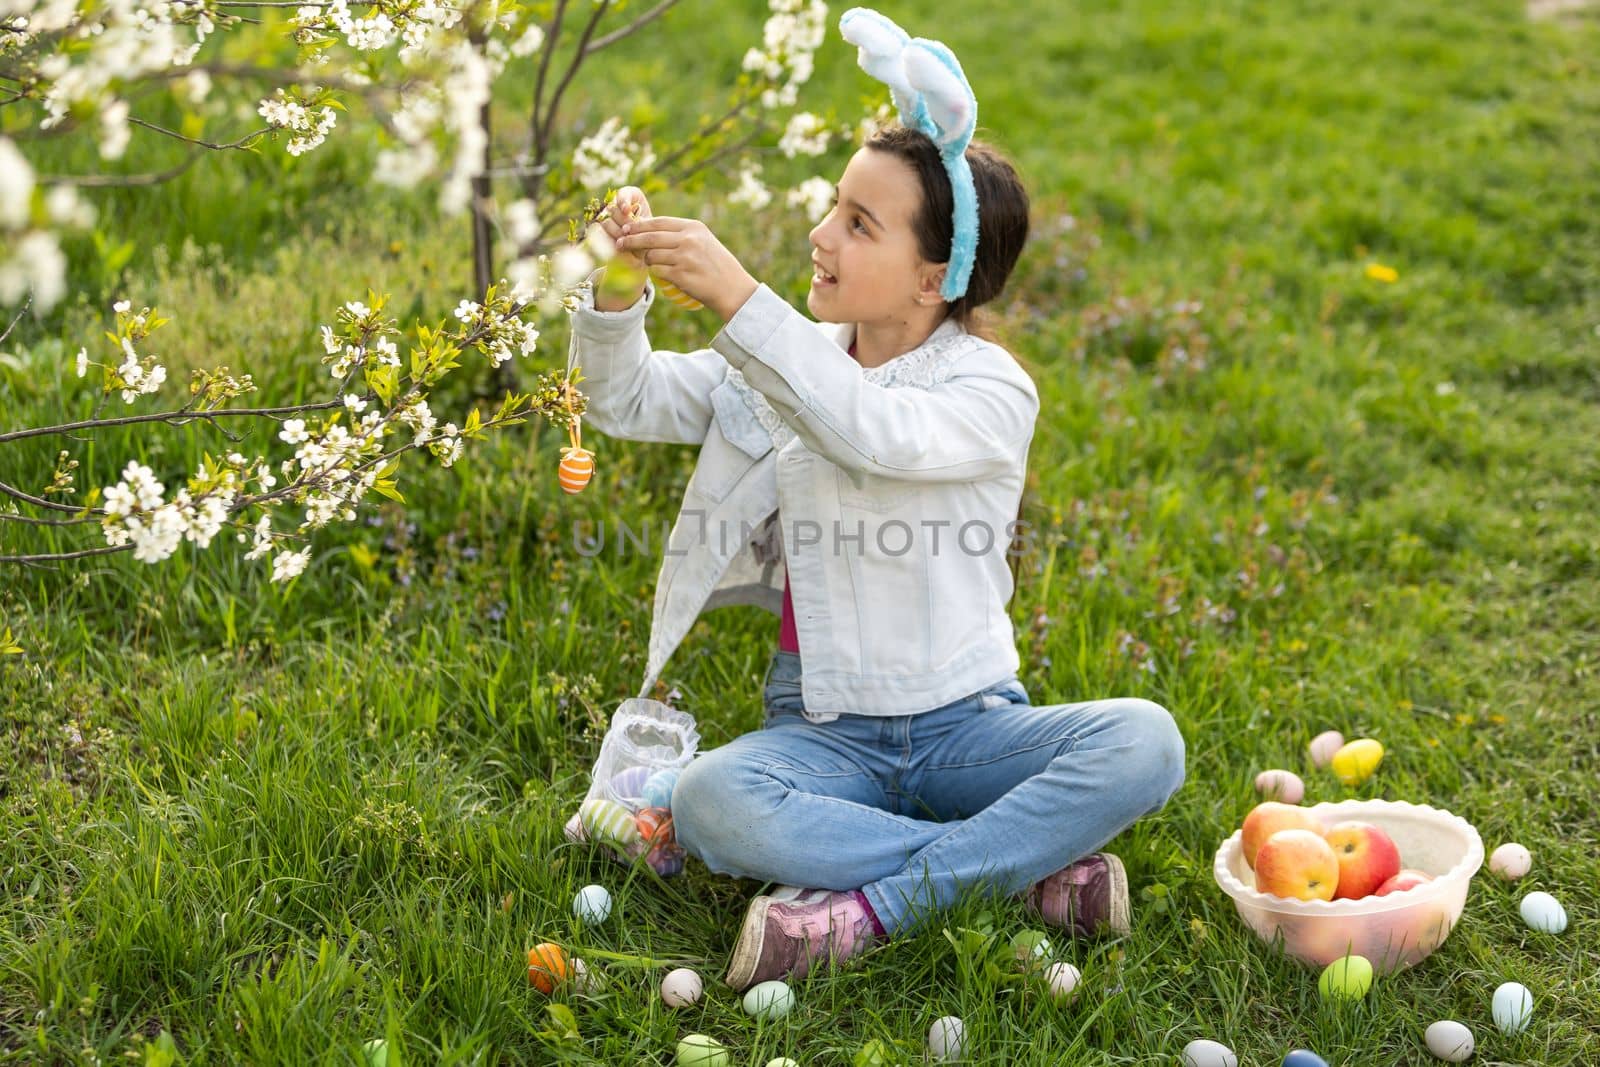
[839,7,979,302]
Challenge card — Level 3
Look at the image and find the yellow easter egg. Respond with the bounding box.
[651,271,704,310]
[1330,737,1384,785]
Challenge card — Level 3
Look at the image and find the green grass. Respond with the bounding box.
[5,0,1600,1062]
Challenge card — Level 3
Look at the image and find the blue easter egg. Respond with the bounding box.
[641,768,681,810]
[1281,1053,1329,1067]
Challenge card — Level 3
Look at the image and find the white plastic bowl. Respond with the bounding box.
[1213,799,1484,973]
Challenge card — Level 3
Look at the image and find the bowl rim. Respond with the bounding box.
[1213,798,1485,915]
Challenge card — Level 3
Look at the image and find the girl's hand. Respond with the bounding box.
[615,217,760,323]
[594,187,651,307]
[597,187,651,273]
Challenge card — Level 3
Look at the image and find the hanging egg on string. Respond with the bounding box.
[651,271,704,310]
[558,445,595,494]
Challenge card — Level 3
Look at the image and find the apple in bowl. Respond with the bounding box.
[1255,829,1341,901]
[1324,821,1402,899]
[1241,802,1326,869]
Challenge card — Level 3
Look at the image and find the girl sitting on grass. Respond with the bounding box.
[566,6,1185,993]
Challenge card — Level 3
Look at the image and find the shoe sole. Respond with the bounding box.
[1102,852,1132,936]
[724,894,777,991]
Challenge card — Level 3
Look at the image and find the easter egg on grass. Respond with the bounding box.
[1317,954,1374,1001]
[1329,738,1384,785]
[743,980,796,1020]
[527,942,571,994]
[573,884,612,924]
[1254,769,1305,804]
[1281,1052,1330,1067]
[1424,1020,1475,1062]
[1308,731,1345,768]
[362,1038,389,1067]
[661,967,703,1008]
[1519,891,1568,934]
[1181,1039,1238,1067]
[675,1034,730,1067]
[1045,961,1081,1001]
[927,1016,966,1062]
[1489,842,1532,880]
[1491,981,1533,1035]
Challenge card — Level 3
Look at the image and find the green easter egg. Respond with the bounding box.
[675,1033,730,1067]
[1317,954,1374,1001]
[763,1060,801,1067]
[742,979,795,1020]
[852,1039,893,1066]
[362,1038,389,1067]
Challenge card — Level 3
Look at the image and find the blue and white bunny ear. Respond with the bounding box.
[839,8,928,133]
[903,38,976,155]
[837,7,982,302]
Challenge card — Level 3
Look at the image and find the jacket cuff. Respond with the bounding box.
[710,283,790,370]
[570,267,655,341]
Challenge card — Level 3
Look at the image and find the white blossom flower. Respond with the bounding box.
[454,299,481,321]
[320,324,341,354]
[571,116,656,192]
[510,24,545,56]
[271,547,311,582]
[343,393,367,413]
[0,138,32,229]
[778,112,829,158]
[787,176,833,223]
[728,162,772,211]
[551,245,594,289]
[113,300,132,314]
[279,418,310,444]
[503,198,540,247]
[75,347,88,377]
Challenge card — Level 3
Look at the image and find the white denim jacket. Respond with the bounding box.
[567,271,1039,719]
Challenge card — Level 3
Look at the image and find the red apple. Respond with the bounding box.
[1324,821,1402,899]
[1241,801,1326,870]
[1255,828,1341,901]
[1374,868,1433,896]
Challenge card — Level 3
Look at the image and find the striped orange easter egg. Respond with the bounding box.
[558,447,594,494]
[651,271,704,310]
[635,806,674,846]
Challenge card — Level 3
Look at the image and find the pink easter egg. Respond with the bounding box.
[1254,768,1306,804]
[1308,730,1345,768]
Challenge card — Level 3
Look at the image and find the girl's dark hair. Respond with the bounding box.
[862,124,1030,342]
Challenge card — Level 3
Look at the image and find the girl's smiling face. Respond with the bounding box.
[806,147,946,328]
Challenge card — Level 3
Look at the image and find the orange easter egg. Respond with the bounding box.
[651,272,704,311]
[527,941,571,994]
[635,806,674,846]
[558,448,594,494]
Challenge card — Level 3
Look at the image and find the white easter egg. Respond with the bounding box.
[927,1016,966,1062]
[1491,981,1533,1035]
[1308,730,1345,768]
[1423,1020,1475,1062]
[1489,842,1532,880]
[1045,961,1081,1001]
[661,967,703,1008]
[763,1060,800,1067]
[572,884,611,924]
[1519,891,1567,934]
[571,957,601,993]
[742,979,796,1020]
[1181,1039,1238,1067]
[1254,768,1305,804]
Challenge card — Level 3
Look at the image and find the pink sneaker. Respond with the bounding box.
[723,890,879,991]
[1023,852,1131,937]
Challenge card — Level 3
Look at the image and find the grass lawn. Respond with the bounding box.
[4,0,1599,1062]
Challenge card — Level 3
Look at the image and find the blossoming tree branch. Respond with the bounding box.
[0,0,865,580]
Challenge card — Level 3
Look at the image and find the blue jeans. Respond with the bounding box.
[672,650,1186,934]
